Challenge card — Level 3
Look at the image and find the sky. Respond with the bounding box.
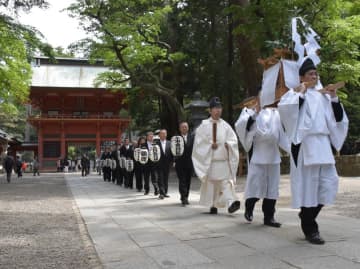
[18,0,87,50]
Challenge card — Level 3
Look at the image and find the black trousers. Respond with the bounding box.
[175,163,192,201]
[103,167,111,181]
[111,168,117,182]
[33,168,40,176]
[124,171,134,188]
[245,198,277,220]
[6,171,12,182]
[299,205,323,236]
[157,165,170,195]
[116,167,124,185]
[81,166,87,176]
[144,164,158,193]
[134,164,145,191]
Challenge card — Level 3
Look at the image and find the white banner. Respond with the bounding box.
[260,62,281,107]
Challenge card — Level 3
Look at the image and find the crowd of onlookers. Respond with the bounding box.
[1,153,40,182]
[56,155,91,176]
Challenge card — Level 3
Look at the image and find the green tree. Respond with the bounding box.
[165,0,244,124]
[230,0,360,152]
[67,0,188,135]
[0,19,31,114]
[0,0,53,138]
[67,0,359,148]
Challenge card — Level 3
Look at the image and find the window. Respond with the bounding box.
[43,142,60,158]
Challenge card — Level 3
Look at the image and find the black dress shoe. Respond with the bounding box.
[154,190,159,196]
[181,200,186,206]
[144,191,149,195]
[228,201,241,214]
[306,233,325,245]
[244,210,253,222]
[264,218,282,228]
[184,199,190,205]
[159,194,164,199]
[210,207,218,214]
[164,194,170,198]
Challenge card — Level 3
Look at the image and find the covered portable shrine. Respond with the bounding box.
[27,56,130,171]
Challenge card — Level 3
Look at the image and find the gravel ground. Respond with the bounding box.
[0,173,102,269]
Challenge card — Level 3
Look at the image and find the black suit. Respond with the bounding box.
[156,139,173,196]
[120,144,134,188]
[134,144,147,191]
[101,152,112,181]
[175,133,194,202]
[111,149,123,185]
[144,141,159,194]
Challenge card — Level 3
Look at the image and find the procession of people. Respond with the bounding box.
[95,55,348,246]
[0,52,347,247]
[0,21,346,247]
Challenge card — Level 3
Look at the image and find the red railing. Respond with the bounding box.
[28,114,130,120]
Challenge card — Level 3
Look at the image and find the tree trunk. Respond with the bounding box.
[233,0,262,97]
[225,0,235,125]
[140,82,185,136]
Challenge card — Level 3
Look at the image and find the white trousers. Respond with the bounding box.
[245,163,280,200]
[199,179,238,208]
[290,148,338,208]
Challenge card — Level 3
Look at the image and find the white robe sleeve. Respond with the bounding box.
[224,122,240,182]
[327,101,349,151]
[277,89,302,144]
[275,111,291,153]
[191,122,212,182]
[235,108,256,152]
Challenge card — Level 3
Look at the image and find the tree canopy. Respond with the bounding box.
[1,0,359,150]
[67,0,359,143]
[0,0,52,138]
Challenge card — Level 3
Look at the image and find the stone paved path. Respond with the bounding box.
[1,171,360,268]
[66,172,360,269]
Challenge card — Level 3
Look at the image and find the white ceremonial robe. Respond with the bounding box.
[235,108,290,200]
[278,88,349,208]
[192,118,239,208]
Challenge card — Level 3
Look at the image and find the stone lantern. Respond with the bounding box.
[185,91,209,130]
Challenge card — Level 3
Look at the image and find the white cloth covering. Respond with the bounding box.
[192,118,239,208]
[278,88,349,208]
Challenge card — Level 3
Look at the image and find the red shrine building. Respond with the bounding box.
[27,56,130,171]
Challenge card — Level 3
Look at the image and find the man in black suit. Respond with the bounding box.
[81,154,89,177]
[156,129,173,199]
[174,122,194,206]
[120,138,134,188]
[101,147,112,182]
[110,143,120,184]
[144,132,159,195]
[108,144,117,183]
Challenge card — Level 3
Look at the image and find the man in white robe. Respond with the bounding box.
[235,103,290,227]
[278,58,348,244]
[192,97,240,214]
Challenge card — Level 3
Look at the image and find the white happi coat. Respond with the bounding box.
[235,107,290,200]
[278,88,348,208]
[192,118,239,207]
